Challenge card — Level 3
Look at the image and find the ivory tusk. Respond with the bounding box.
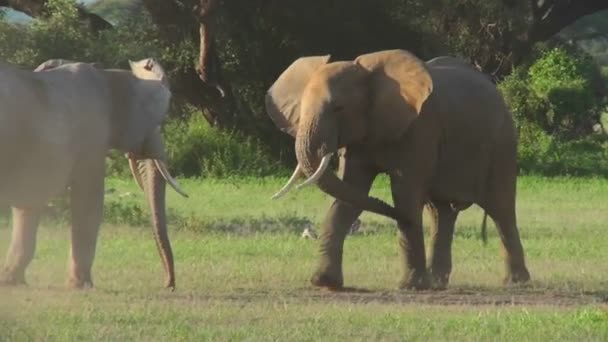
[153,160,189,198]
[271,164,303,200]
[127,156,145,191]
[296,153,334,190]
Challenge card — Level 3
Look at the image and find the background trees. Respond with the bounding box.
[1,0,608,177]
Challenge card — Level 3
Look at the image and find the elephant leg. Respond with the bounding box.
[426,200,458,289]
[67,157,105,289]
[0,207,42,285]
[485,203,530,284]
[390,173,429,290]
[310,152,377,289]
[483,155,530,285]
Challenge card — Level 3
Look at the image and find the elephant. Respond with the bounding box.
[0,57,187,290]
[266,49,530,290]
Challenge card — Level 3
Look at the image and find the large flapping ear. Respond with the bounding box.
[265,55,331,137]
[355,49,433,142]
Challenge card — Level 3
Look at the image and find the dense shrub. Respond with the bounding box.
[518,126,608,177]
[163,109,288,178]
[104,110,288,179]
[499,46,604,137]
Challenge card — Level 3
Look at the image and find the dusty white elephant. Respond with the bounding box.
[0,57,187,289]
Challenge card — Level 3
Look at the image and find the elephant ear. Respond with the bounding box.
[106,59,171,154]
[355,49,433,142]
[265,55,331,137]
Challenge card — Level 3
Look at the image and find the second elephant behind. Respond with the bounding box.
[266,50,531,290]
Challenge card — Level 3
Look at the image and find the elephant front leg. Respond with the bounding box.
[311,152,377,289]
[390,173,429,290]
[67,158,105,289]
[426,201,458,289]
[310,201,361,289]
[0,207,42,285]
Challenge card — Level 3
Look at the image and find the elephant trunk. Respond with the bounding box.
[294,114,400,221]
[131,159,176,290]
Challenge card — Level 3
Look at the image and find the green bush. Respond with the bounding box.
[518,132,608,177]
[499,46,604,138]
[529,47,600,135]
[499,45,608,176]
[499,66,549,130]
[103,109,289,179]
[163,109,288,178]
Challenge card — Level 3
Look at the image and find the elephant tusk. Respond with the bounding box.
[296,153,334,190]
[271,164,303,199]
[153,160,189,198]
[127,156,145,191]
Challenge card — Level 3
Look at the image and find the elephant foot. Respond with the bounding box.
[503,267,531,285]
[310,270,343,290]
[0,270,26,286]
[428,269,451,290]
[398,270,430,290]
[67,277,94,290]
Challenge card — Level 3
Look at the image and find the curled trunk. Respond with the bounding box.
[294,115,400,221]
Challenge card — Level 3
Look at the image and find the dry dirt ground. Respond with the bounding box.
[143,286,608,308]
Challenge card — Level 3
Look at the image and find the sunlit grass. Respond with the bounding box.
[0,175,607,341]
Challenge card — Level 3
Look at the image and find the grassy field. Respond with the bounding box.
[1,176,607,341]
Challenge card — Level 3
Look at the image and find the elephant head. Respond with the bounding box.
[266,50,433,220]
[113,58,188,289]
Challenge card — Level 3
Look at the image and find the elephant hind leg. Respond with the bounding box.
[0,207,42,286]
[426,200,459,290]
[484,205,530,284]
[482,176,530,284]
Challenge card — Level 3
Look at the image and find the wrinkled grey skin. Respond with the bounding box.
[266,50,530,290]
[0,58,187,290]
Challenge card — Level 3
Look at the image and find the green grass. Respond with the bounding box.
[1,175,608,341]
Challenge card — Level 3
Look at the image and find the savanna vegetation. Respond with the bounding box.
[1,177,608,340]
[1,0,608,177]
[1,0,608,341]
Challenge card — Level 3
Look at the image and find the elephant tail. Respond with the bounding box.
[480,211,488,245]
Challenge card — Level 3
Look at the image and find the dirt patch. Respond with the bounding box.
[160,287,608,308]
[303,288,608,307]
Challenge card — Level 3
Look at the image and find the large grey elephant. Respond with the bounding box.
[266,50,530,290]
[0,58,187,289]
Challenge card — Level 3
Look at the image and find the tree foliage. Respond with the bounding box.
[1,0,608,177]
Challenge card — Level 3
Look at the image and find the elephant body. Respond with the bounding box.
[0,59,186,289]
[0,63,110,206]
[424,57,512,206]
[266,50,529,290]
